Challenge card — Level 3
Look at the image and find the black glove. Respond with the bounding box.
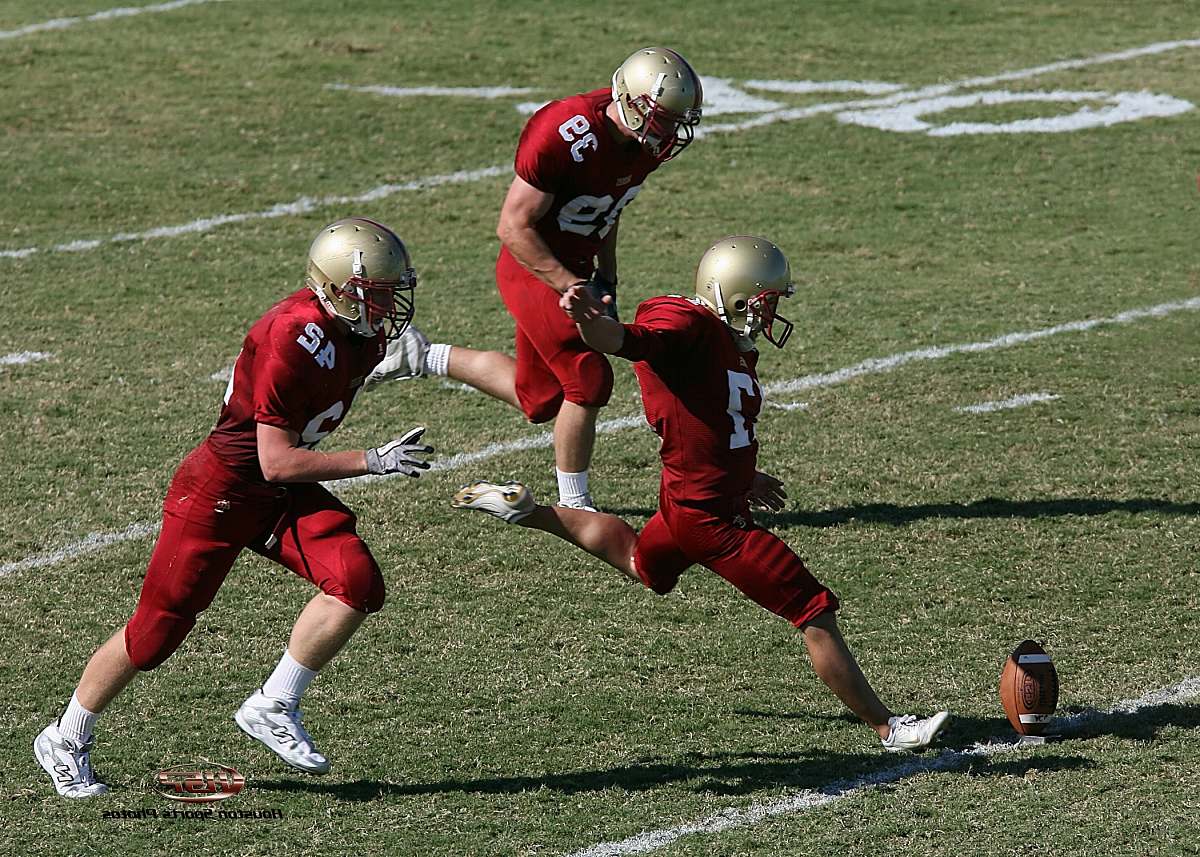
[584,273,619,321]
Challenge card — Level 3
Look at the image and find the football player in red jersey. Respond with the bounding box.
[34,218,435,798]
[453,236,951,752]
[369,47,703,512]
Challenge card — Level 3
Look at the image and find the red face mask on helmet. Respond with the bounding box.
[747,286,795,347]
[626,95,702,162]
[333,267,416,341]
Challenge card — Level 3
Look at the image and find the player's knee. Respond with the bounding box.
[331,539,385,614]
[632,556,681,596]
[566,352,613,408]
[516,376,566,424]
[124,611,196,671]
[786,592,841,629]
[519,388,564,424]
[646,578,677,596]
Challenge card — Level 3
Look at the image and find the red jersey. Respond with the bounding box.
[206,288,386,481]
[514,88,661,276]
[615,296,763,513]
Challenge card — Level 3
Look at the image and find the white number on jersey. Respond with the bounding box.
[296,322,324,353]
[300,400,345,448]
[727,369,761,449]
[557,193,614,235]
[296,322,335,369]
[557,114,599,163]
[556,184,643,237]
[596,184,641,238]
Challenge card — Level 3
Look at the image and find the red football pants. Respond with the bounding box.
[632,496,839,627]
[124,443,383,670]
[495,247,613,423]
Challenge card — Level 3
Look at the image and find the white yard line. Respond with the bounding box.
[765,296,1200,395]
[0,166,509,260]
[0,351,53,366]
[562,674,1200,857]
[955,392,1060,414]
[3,296,1196,579]
[0,522,159,578]
[4,36,1199,261]
[0,0,228,42]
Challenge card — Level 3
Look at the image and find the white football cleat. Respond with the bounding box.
[234,691,330,774]
[365,324,430,386]
[881,711,951,752]
[452,481,535,523]
[34,722,109,798]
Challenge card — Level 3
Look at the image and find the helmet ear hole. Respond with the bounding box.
[733,299,747,311]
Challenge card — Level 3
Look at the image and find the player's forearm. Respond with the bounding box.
[577,316,626,354]
[500,222,584,293]
[259,447,368,483]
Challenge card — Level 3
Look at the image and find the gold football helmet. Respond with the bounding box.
[694,236,795,347]
[305,217,416,340]
[611,47,703,162]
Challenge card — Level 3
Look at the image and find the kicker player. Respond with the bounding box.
[34,218,434,797]
[453,236,951,752]
[370,47,704,511]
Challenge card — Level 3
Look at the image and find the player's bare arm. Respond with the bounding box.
[560,284,625,353]
[497,176,586,293]
[256,423,432,482]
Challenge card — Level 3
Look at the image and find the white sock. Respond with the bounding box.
[59,691,98,744]
[261,649,317,706]
[556,468,591,506]
[426,343,452,377]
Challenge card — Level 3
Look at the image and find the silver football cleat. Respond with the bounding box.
[234,690,330,774]
[34,722,109,798]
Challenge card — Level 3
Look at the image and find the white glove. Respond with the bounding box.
[365,427,433,477]
[365,325,431,388]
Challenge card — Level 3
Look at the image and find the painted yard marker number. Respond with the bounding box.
[345,71,1194,138]
[839,88,1193,136]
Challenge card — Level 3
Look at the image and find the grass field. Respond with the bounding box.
[2,1,1199,854]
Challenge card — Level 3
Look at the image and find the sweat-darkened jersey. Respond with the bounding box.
[615,296,764,514]
[514,88,661,276]
[206,288,386,481]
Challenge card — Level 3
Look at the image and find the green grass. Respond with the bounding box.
[2,1,1199,855]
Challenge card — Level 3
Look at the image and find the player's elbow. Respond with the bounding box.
[496,213,520,247]
[257,449,296,483]
[497,206,537,249]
